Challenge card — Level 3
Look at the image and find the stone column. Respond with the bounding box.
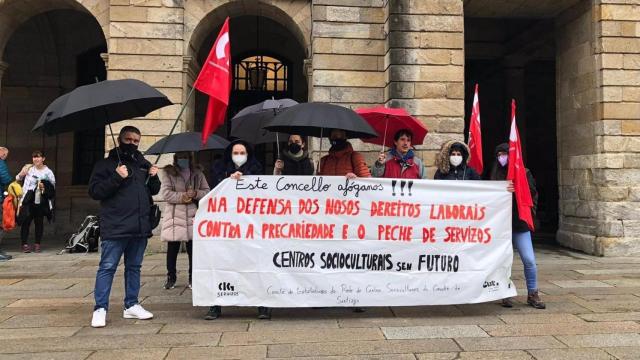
[387,0,465,175]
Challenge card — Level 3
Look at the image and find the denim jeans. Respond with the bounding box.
[94,237,148,311]
[513,231,538,291]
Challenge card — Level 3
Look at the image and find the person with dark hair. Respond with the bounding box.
[160,151,210,290]
[490,143,545,309]
[274,135,314,176]
[206,139,271,320]
[16,150,56,253]
[318,129,370,178]
[0,147,12,261]
[433,140,481,180]
[89,125,161,328]
[372,129,426,179]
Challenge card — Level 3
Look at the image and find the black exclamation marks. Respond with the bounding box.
[392,180,397,196]
[408,181,414,196]
[400,180,406,196]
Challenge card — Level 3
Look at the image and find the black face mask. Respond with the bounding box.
[119,143,138,155]
[288,143,302,154]
[330,138,347,150]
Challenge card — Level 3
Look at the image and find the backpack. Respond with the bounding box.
[2,195,16,231]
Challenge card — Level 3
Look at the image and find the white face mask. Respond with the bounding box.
[232,154,247,167]
[450,155,463,167]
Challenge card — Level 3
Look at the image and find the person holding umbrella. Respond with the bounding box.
[273,135,314,176]
[372,129,426,179]
[160,152,210,290]
[318,129,370,178]
[206,139,271,320]
[433,140,481,180]
[89,126,161,328]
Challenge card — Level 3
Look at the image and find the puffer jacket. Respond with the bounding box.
[318,142,371,177]
[433,140,481,180]
[160,165,210,242]
[88,148,161,239]
[0,159,11,202]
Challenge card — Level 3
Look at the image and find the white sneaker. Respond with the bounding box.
[123,304,153,320]
[91,308,106,328]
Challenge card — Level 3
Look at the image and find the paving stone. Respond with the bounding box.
[556,333,640,347]
[0,351,92,359]
[165,345,267,359]
[0,333,221,353]
[455,336,566,351]
[86,348,169,360]
[603,278,640,287]
[481,321,640,336]
[528,348,615,360]
[0,279,22,285]
[0,313,130,328]
[339,315,502,328]
[0,326,81,339]
[160,321,249,333]
[267,339,461,357]
[416,351,534,360]
[249,318,339,331]
[498,313,584,324]
[74,323,163,336]
[579,312,640,322]
[575,268,640,275]
[270,355,416,360]
[7,298,94,308]
[382,325,489,339]
[220,327,384,345]
[549,280,614,288]
[603,346,640,359]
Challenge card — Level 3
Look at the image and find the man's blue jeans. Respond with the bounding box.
[94,237,148,311]
[513,231,538,292]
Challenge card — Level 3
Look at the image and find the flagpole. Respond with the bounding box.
[153,85,197,165]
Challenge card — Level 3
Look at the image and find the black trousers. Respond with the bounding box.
[166,240,192,281]
[20,205,45,245]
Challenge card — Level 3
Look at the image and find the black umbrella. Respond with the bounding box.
[32,79,172,135]
[263,102,378,139]
[230,98,297,144]
[145,132,229,155]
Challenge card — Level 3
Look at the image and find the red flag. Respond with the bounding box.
[507,100,535,231]
[467,83,483,174]
[194,17,231,145]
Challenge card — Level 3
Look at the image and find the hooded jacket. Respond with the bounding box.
[274,149,314,176]
[434,140,481,180]
[318,142,371,177]
[490,143,538,232]
[210,139,263,187]
[160,164,210,242]
[88,147,161,239]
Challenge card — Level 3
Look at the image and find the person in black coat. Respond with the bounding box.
[433,140,481,180]
[88,126,161,328]
[205,139,271,320]
[273,135,314,176]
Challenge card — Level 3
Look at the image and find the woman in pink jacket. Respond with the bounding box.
[160,152,210,289]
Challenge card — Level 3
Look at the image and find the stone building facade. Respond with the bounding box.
[0,0,638,255]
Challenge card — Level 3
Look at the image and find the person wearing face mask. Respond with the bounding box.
[433,140,481,180]
[15,150,56,253]
[160,152,210,290]
[318,129,371,179]
[274,135,314,176]
[206,139,271,320]
[88,126,161,328]
[372,129,426,179]
[490,143,545,309]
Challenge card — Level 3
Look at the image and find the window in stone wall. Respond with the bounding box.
[234,55,288,93]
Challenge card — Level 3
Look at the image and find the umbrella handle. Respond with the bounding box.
[381,115,389,154]
[107,123,121,165]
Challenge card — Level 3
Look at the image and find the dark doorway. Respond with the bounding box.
[465,18,559,241]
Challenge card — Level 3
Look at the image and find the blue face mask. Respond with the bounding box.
[176,158,189,169]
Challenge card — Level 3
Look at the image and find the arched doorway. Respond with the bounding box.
[185,2,310,176]
[0,0,108,235]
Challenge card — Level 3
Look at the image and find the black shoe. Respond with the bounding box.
[257,307,271,320]
[501,298,514,308]
[204,306,221,320]
[353,307,366,313]
[163,277,176,290]
[0,252,11,261]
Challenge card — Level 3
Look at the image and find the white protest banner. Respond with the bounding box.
[193,176,517,307]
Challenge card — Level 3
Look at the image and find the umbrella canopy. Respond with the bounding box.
[145,132,229,155]
[230,98,296,144]
[355,106,428,148]
[264,102,378,139]
[32,79,172,135]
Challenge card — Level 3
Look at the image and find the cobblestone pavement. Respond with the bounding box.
[1,244,640,359]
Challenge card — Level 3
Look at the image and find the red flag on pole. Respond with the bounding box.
[194,17,231,145]
[467,83,483,175]
[507,99,535,231]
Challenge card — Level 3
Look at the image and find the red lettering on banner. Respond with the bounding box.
[342,224,348,239]
[429,204,486,221]
[245,224,254,239]
[370,201,421,218]
[377,225,413,241]
[325,199,360,216]
[197,220,241,238]
[298,198,320,215]
[443,226,492,244]
[422,227,436,243]
[260,222,335,239]
[207,197,227,213]
[237,197,292,215]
